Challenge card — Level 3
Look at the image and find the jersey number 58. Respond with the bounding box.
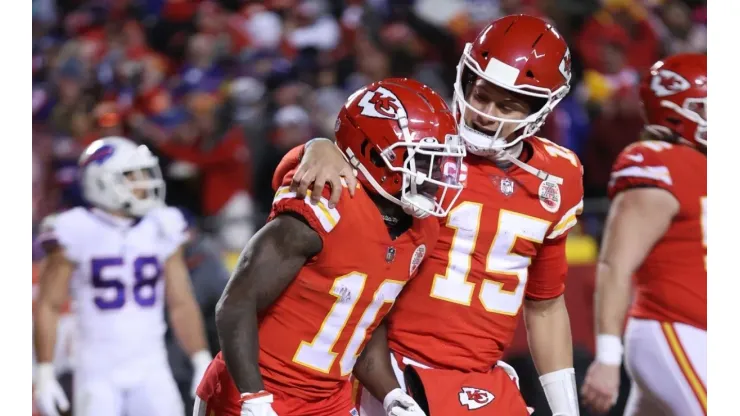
[91,256,161,310]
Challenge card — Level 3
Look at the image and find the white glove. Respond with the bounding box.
[383,388,427,416]
[190,350,212,397]
[34,363,70,416]
[240,391,279,416]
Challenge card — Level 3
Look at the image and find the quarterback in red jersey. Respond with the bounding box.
[193,78,466,416]
[276,15,584,416]
[581,53,707,416]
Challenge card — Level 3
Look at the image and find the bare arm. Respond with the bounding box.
[33,246,74,363]
[525,294,581,414]
[524,295,573,375]
[595,188,678,337]
[165,247,209,356]
[581,187,678,413]
[216,214,322,393]
[353,321,399,401]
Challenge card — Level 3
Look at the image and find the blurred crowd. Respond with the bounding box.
[31,0,707,251]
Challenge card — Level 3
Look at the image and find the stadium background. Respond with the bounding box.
[31,0,707,414]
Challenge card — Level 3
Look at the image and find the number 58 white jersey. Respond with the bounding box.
[39,206,188,379]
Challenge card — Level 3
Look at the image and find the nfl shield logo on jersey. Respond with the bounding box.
[459,387,495,410]
[500,178,514,196]
[538,180,561,213]
[409,244,426,276]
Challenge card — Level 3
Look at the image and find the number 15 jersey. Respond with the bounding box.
[387,136,585,372]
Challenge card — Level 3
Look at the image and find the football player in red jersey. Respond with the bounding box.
[581,54,707,416]
[275,15,584,416]
[193,78,466,416]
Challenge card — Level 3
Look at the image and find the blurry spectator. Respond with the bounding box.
[309,65,348,138]
[577,0,660,73]
[254,104,314,223]
[655,0,707,55]
[154,95,254,252]
[174,33,226,97]
[578,34,643,199]
[284,0,341,53]
[79,101,126,146]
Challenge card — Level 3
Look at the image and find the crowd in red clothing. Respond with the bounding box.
[32,0,707,252]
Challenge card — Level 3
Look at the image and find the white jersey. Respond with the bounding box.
[39,206,188,382]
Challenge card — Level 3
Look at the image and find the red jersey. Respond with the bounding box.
[223,169,439,401]
[386,136,584,372]
[608,140,707,330]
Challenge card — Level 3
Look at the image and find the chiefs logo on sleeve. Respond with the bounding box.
[459,387,495,410]
[357,87,407,120]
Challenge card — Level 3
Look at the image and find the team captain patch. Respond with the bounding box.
[409,244,426,276]
[539,180,561,213]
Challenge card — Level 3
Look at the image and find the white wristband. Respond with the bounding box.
[595,334,624,365]
[190,350,212,368]
[539,368,579,416]
[36,362,56,381]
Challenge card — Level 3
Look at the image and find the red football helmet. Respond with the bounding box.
[335,78,466,218]
[454,14,572,156]
[640,53,707,148]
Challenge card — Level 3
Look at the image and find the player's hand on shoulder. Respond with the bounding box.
[384,388,427,416]
[34,363,70,416]
[290,138,357,207]
[240,391,279,416]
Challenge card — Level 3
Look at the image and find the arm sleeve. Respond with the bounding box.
[37,210,84,262]
[268,168,342,242]
[527,153,585,300]
[608,141,675,200]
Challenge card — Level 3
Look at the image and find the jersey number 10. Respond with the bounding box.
[91,256,161,310]
[293,273,405,375]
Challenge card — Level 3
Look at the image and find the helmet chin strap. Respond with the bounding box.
[498,147,563,185]
[462,123,563,185]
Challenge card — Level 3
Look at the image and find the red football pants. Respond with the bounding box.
[194,357,357,416]
[406,365,531,416]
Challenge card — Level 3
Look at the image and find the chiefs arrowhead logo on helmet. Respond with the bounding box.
[358,87,407,120]
[650,69,691,97]
[458,387,495,410]
[559,48,572,84]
